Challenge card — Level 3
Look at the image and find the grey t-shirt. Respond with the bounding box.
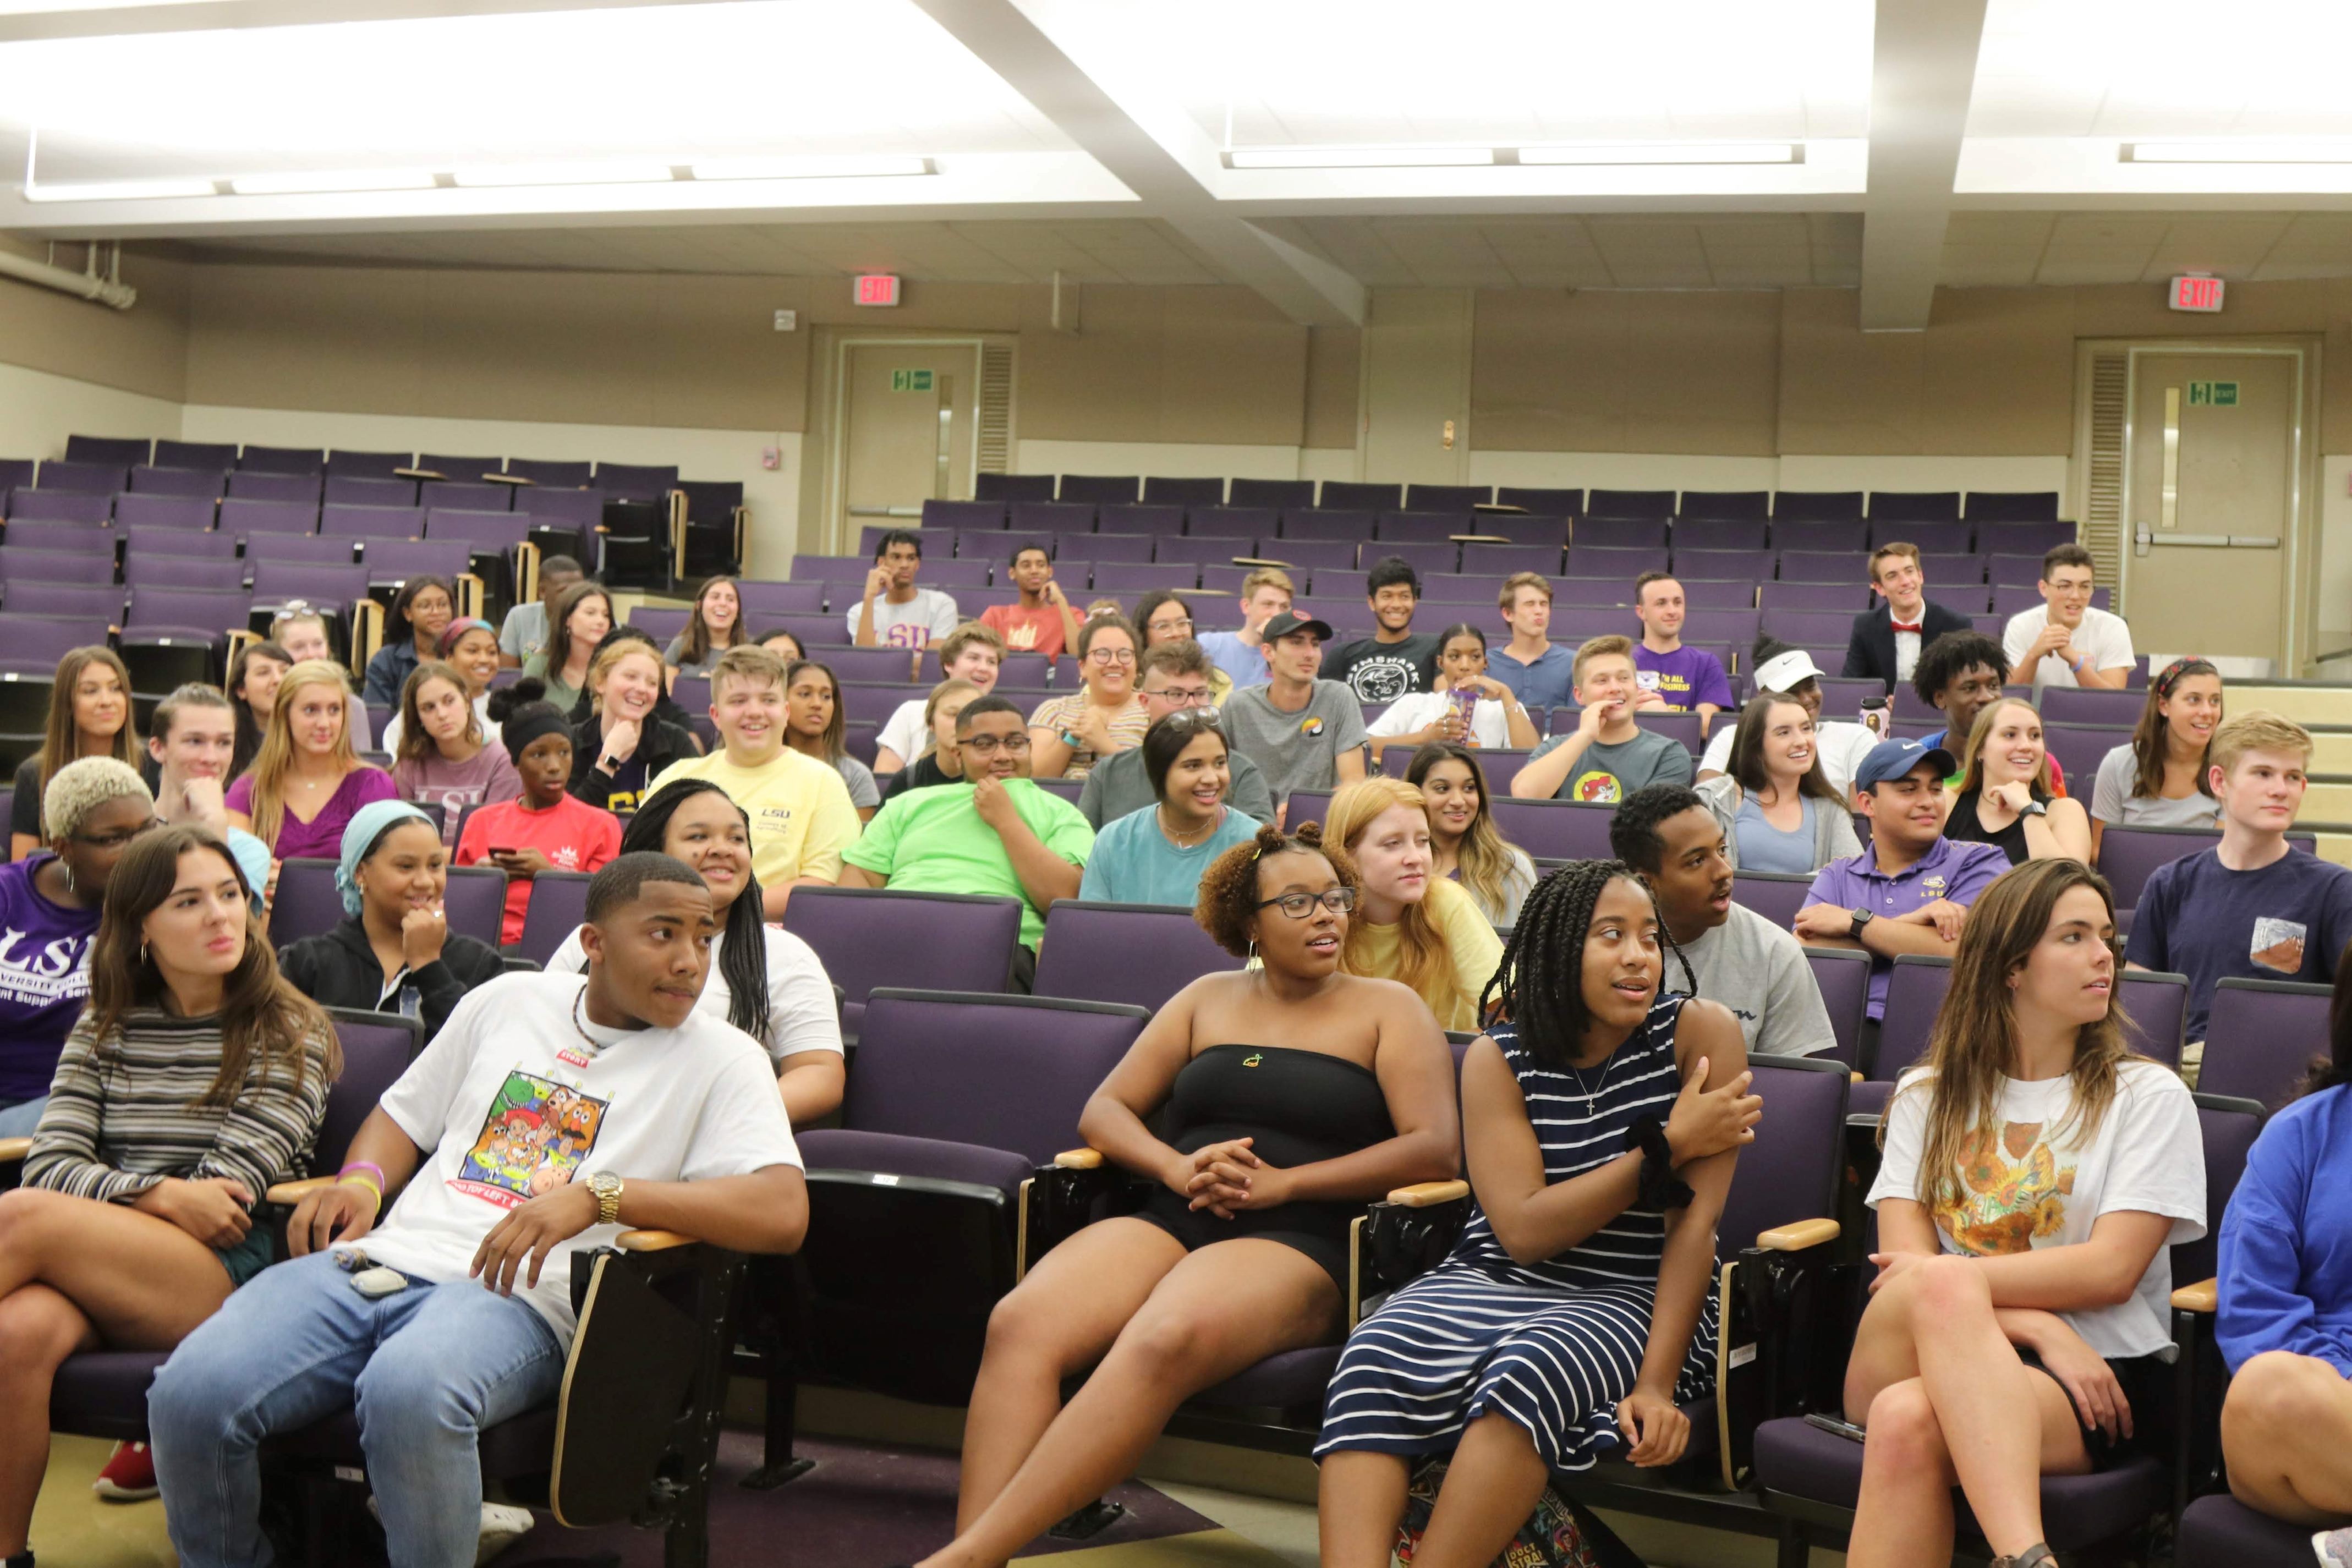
[1076,744,1278,830]
[1676,903,1836,1057]
[1220,681,1370,804]
[2089,742,2222,831]
[499,601,550,662]
[836,754,881,811]
[1525,728,1695,804]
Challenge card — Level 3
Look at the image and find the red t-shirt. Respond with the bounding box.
[454,795,623,945]
[979,602,1067,658]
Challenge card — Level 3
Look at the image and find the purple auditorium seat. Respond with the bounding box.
[364,538,471,586]
[821,647,930,684]
[1585,487,1676,519]
[1189,506,1276,539]
[780,888,1024,1036]
[2178,1492,2320,1567]
[1258,538,1355,572]
[1010,501,1097,538]
[1773,489,1864,520]
[114,493,220,534]
[1731,871,1814,935]
[1678,579,1760,610]
[1402,483,1490,512]
[1485,799,1616,860]
[419,481,511,512]
[248,560,366,614]
[1056,531,1150,564]
[628,606,692,643]
[1688,607,1762,647]
[125,465,226,497]
[2190,978,2334,1108]
[1032,901,1244,1012]
[1759,581,1868,613]
[516,489,605,533]
[243,534,354,571]
[1417,572,1488,603]
[3,519,114,555]
[2040,689,2148,734]
[1669,517,1769,552]
[0,549,114,586]
[1862,954,1951,1098]
[1090,561,1196,593]
[1199,566,1251,594]
[153,440,237,471]
[1921,551,1986,585]
[945,525,1004,560]
[1562,544,1668,579]
[505,458,591,488]
[1868,490,1961,523]
[975,473,1056,503]
[64,435,151,467]
[1374,511,1466,545]
[9,583,125,624]
[1317,480,1402,511]
[1057,475,1138,505]
[1882,519,1974,555]
[225,471,321,504]
[413,454,500,484]
[424,509,531,556]
[1674,547,1773,582]
[1979,519,2077,555]
[920,558,991,589]
[1800,946,1872,1068]
[125,585,254,639]
[7,490,113,524]
[1143,475,1223,507]
[1677,490,1771,520]
[1550,605,1637,640]
[1274,508,1368,542]
[1775,550,1865,583]
[2116,969,2189,1068]
[508,870,592,967]
[1759,608,1854,651]
[127,551,242,589]
[920,498,1007,530]
[220,498,319,542]
[1965,490,2060,522]
[235,445,324,474]
[323,476,417,508]
[1769,518,1868,553]
[321,504,423,541]
[1096,504,1185,538]
[1153,534,1241,567]
[0,615,109,672]
[1813,676,1883,717]
[1227,478,1314,509]
[1988,553,2046,588]
[593,462,678,501]
[761,612,846,648]
[0,458,32,499]
[322,449,413,480]
[1496,487,1585,513]
[734,580,823,617]
[1461,542,1562,577]
[1467,512,1568,547]
[39,459,128,494]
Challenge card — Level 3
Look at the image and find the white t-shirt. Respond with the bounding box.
[349,972,802,1336]
[380,694,501,755]
[877,698,930,766]
[2003,604,2135,698]
[1869,1060,2205,1359]
[1366,690,1514,751]
[547,923,843,1067]
[1699,717,1877,797]
[846,589,960,650]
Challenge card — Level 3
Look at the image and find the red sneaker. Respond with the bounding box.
[92,1441,157,1501]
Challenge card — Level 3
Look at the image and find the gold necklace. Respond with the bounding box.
[1159,804,1220,846]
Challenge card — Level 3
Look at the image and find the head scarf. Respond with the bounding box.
[336,799,434,918]
[437,617,496,657]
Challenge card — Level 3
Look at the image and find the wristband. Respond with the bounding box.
[1625,1115,1693,1211]
[338,1160,386,1192]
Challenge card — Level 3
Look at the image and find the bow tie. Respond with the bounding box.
[1889,620,1923,634]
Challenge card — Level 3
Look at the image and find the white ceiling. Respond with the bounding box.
[12,0,2352,324]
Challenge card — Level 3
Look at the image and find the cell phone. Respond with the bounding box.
[487,847,517,857]
[1804,1412,1867,1443]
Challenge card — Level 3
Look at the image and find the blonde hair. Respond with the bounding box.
[1240,567,1295,601]
[921,677,980,759]
[1955,697,2055,801]
[709,644,788,700]
[586,638,666,716]
[42,756,153,842]
[243,660,362,848]
[2210,709,2312,778]
[1499,570,1553,610]
[1572,634,1635,685]
[1321,776,1468,1024]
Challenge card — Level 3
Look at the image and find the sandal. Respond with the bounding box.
[1993,1548,2055,1568]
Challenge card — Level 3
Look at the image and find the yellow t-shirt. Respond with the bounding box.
[646,747,860,888]
[1345,875,1505,1032]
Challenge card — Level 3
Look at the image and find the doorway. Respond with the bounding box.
[2115,343,2315,673]
[831,339,982,550]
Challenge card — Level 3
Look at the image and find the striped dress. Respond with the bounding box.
[1314,997,1717,1472]
[23,1009,336,1207]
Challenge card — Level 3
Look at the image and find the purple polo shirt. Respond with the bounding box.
[1635,644,1734,712]
[1801,836,2011,1018]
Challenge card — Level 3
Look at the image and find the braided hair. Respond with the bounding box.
[1479,859,1696,1068]
[615,780,772,1047]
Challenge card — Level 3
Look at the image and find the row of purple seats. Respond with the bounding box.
[967,475,2063,522]
[48,439,689,496]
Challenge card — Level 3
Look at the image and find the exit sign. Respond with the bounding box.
[853,273,901,306]
[2187,380,2239,407]
[890,369,934,392]
[2170,275,2225,312]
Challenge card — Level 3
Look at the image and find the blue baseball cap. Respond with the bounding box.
[1854,736,1957,792]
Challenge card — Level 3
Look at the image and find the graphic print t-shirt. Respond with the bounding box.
[0,856,101,1103]
[1323,635,1440,704]
[1870,1060,2205,1358]
[351,972,802,1335]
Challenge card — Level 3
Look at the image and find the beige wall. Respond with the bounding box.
[1013,285,1307,446]
[0,238,189,409]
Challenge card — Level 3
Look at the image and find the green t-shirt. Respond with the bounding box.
[842,778,1094,946]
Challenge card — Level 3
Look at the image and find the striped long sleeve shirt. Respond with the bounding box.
[23,1010,335,1206]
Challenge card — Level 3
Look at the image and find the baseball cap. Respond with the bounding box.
[1753,648,1824,695]
[1260,611,1334,643]
[1854,736,1957,792]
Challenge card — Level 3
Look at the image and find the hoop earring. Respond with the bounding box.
[1247,938,1257,963]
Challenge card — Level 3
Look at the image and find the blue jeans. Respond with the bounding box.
[0,1095,48,1137]
[150,1251,564,1568]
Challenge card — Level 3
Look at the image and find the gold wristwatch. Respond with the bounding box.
[586,1171,623,1226]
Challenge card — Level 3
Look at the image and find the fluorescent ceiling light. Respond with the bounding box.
[450,161,676,188]
[689,155,933,180]
[228,168,437,195]
[23,176,215,201]
[1224,145,1494,169]
[2124,140,2352,163]
[1520,141,1800,165]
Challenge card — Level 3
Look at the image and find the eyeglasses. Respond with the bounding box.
[1143,686,1215,708]
[1086,648,1137,666]
[1147,616,1194,635]
[961,733,1031,756]
[1253,886,1358,919]
[73,818,161,851]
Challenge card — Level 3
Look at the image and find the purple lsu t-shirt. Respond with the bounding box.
[226,766,401,860]
[0,856,102,1103]
[1634,644,1735,713]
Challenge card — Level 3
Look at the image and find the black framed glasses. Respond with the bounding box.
[1253,886,1357,919]
[961,733,1031,757]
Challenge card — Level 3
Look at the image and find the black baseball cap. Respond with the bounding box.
[1260,611,1334,643]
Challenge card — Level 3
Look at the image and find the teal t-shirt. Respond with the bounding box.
[1077,805,1261,909]
[843,778,1094,946]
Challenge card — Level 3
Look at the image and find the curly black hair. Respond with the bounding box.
[1909,631,2009,712]
[1606,783,1707,875]
[1194,821,1358,958]
[1480,859,1695,1068]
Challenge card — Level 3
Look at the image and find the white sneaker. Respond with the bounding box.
[2316,1526,2352,1566]
[363,1496,535,1566]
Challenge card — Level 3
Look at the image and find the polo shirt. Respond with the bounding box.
[1801,836,2011,1018]
[1489,643,1577,713]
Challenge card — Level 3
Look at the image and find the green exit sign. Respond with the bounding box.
[2187,380,2239,407]
[890,368,934,392]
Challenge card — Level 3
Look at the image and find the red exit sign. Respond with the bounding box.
[853,273,901,307]
[2170,275,2225,312]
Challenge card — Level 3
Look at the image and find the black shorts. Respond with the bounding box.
[2014,1346,2162,1470]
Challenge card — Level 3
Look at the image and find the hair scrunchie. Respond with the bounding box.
[1625,1114,1693,1211]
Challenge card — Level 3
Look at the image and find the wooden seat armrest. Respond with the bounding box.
[1851,1071,1863,1083]
[2172,1278,2218,1314]
[1756,1218,1841,1252]
[264,1175,341,1205]
[1384,1180,1471,1208]
[0,1136,30,1165]
[1053,1148,1104,1170]
[617,1229,700,1252]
